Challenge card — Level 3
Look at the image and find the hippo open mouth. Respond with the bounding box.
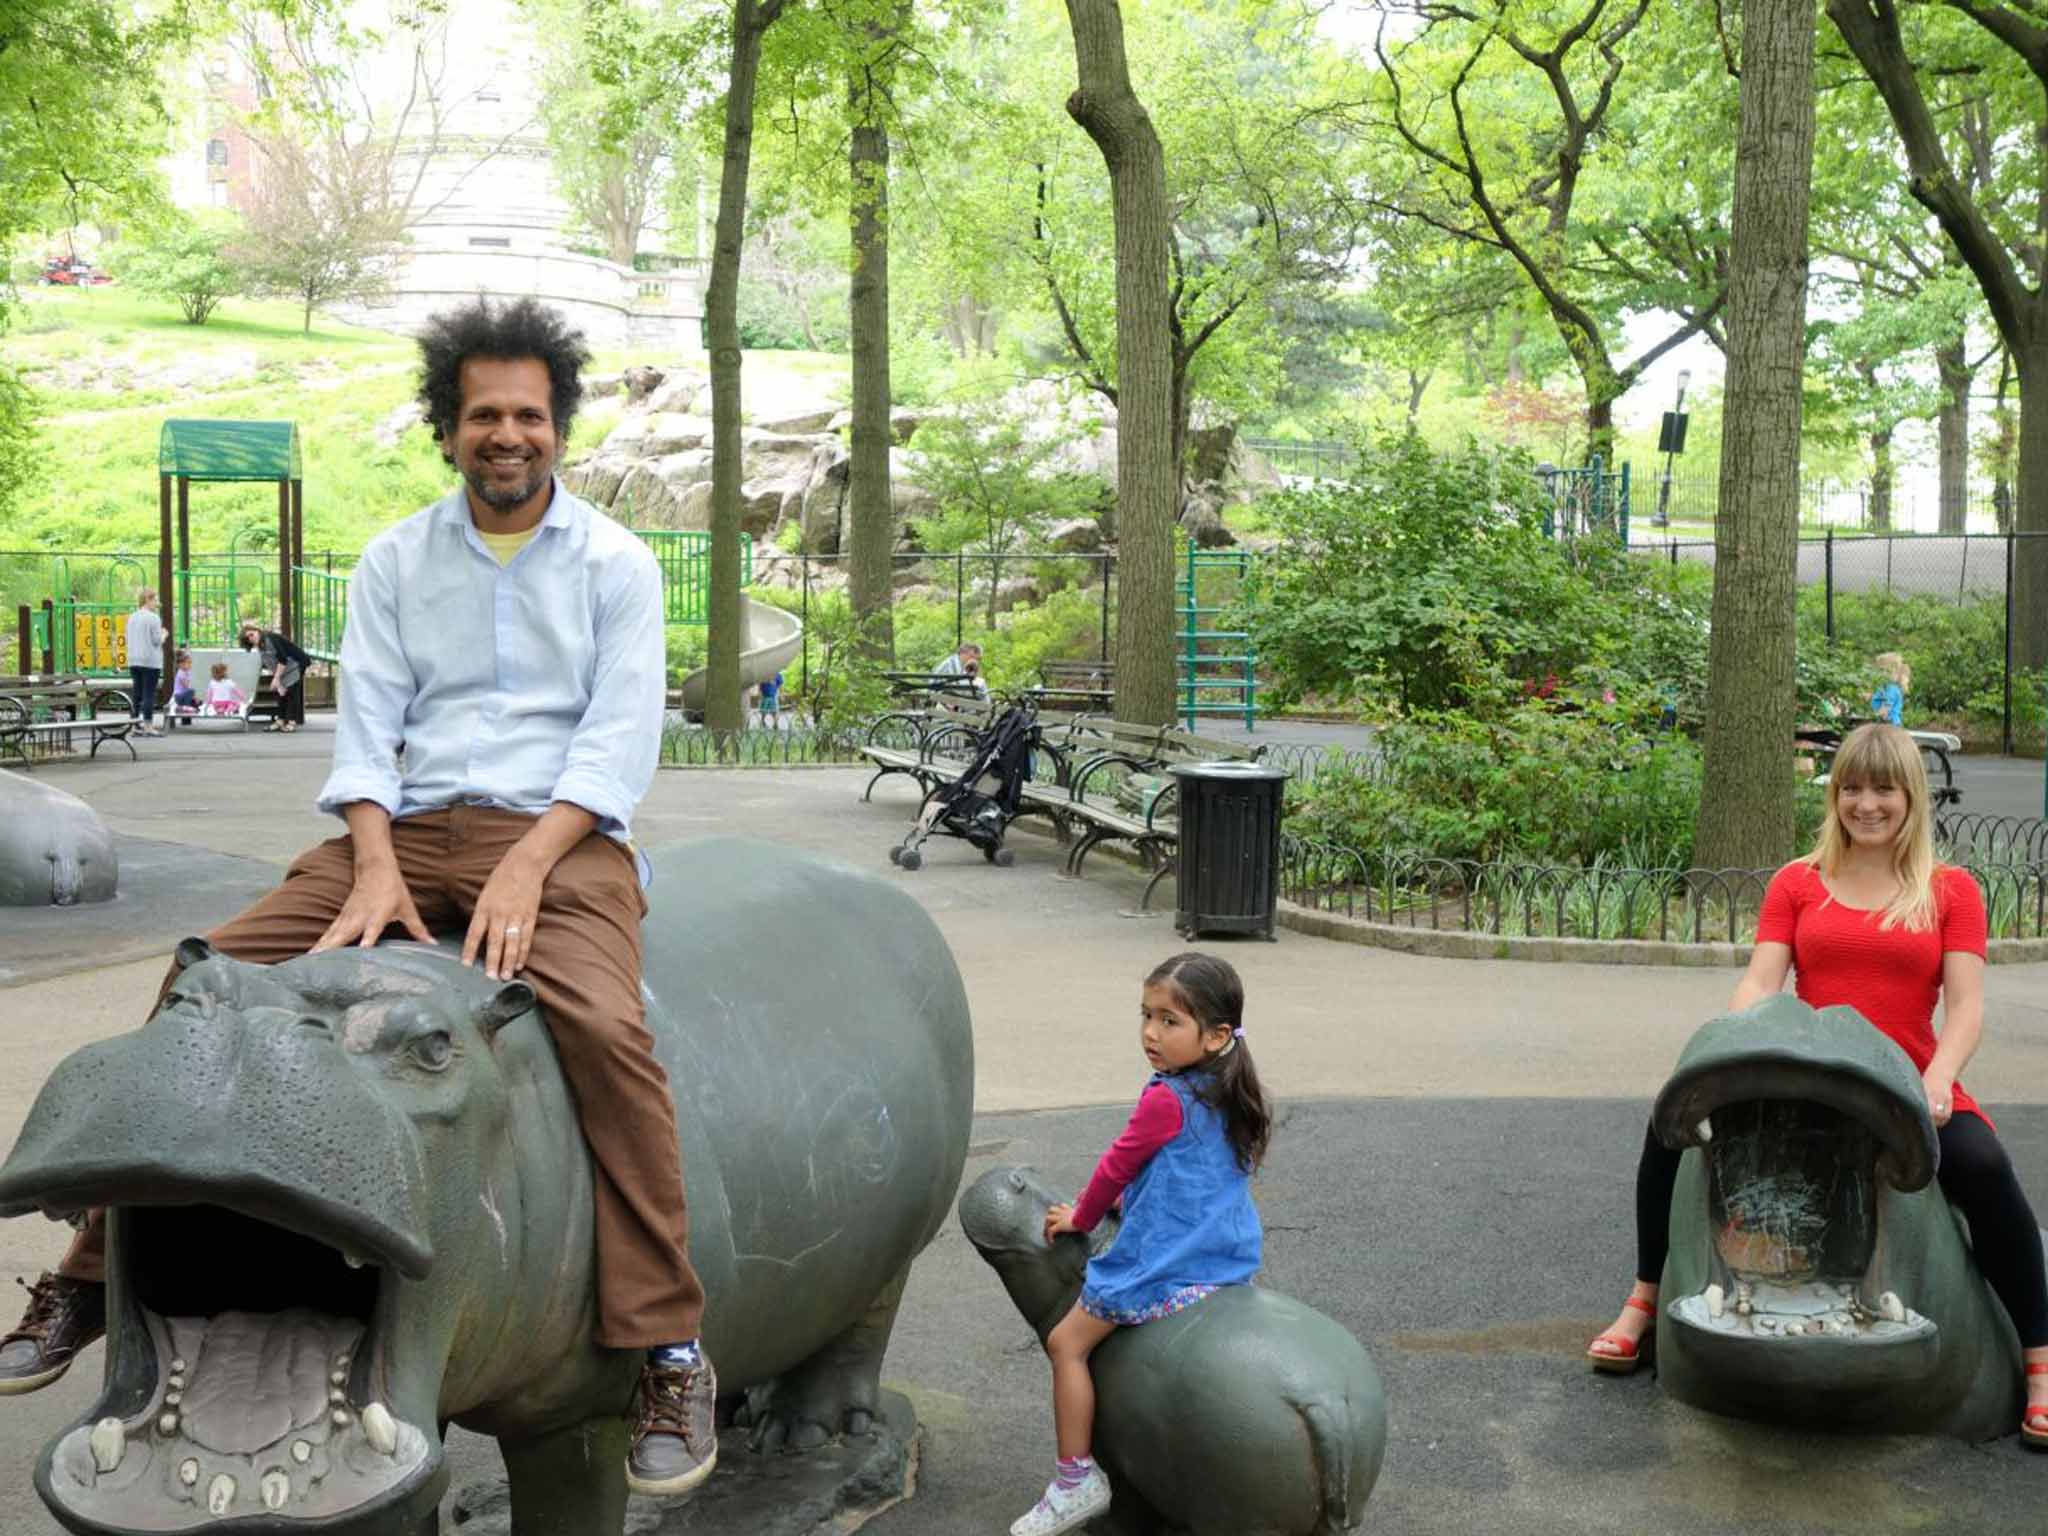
[0,949,444,1531]
[36,1204,434,1531]
[1652,1000,1945,1391]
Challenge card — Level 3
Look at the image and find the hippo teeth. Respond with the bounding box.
[87,1418,123,1473]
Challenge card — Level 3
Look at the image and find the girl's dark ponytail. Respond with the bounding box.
[1146,952,1272,1172]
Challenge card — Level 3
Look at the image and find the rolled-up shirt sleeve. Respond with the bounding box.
[317,539,411,819]
[550,541,663,836]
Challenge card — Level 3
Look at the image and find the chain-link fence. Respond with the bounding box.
[1647,529,2048,755]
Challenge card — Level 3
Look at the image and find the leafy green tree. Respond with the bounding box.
[115,212,248,325]
[1359,0,1735,465]
[1827,0,2048,669]
[908,402,1101,626]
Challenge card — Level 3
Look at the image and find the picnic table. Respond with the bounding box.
[0,676,137,769]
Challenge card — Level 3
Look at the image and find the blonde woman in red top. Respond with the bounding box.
[1586,724,2048,1444]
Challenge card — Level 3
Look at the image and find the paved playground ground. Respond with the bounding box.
[2,724,2047,1533]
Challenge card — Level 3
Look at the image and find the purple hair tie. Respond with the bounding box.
[1232,1026,1245,1039]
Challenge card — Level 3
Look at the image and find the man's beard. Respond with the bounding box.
[464,457,551,511]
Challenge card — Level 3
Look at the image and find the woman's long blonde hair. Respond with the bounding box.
[1803,722,1938,931]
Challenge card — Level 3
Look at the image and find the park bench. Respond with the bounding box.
[859,704,1270,908]
[0,676,137,769]
[1024,658,1115,713]
[1021,723,1265,904]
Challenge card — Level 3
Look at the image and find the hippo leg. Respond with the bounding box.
[743,1265,910,1452]
[499,1416,631,1536]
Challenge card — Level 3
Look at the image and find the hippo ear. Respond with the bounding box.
[475,982,538,1040]
[175,937,218,970]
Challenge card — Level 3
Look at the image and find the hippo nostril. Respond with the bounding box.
[296,1016,332,1036]
[1007,1172,1027,1192]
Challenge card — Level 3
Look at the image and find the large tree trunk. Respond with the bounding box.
[1064,0,1176,726]
[1694,0,1814,871]
[1868,425,1893,532]
[2016,339,2048,672]
[704,0,788,734]
[1935,334,1970,533]
[846,21,896,662]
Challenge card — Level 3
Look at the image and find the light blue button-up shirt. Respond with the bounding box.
[317,481,664,844]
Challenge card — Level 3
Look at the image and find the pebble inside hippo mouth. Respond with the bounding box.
[1669,1100,1934,1346]
[43,1203,435,1531]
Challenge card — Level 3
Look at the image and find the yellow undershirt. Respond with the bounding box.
[477,525,540,566]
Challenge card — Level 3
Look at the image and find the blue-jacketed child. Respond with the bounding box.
[1870,651,1910,726]
[1013,952,1270,1536]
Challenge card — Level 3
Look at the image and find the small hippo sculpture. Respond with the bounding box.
[1652,993,2042,1441]
[959,1165,1385,1536]
[0,837,973,1535]
[0,769,116,906]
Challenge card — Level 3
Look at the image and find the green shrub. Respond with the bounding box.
[1285,697,1829,870]
[1240,431,1646,714]
[1795,587,2007,723]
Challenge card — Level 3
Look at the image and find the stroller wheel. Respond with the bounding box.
[899,849,923,871]
[888,845,904,865]
[992,847,1016,868]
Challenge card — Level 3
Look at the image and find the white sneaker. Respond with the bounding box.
[1009,1467,1111,1536]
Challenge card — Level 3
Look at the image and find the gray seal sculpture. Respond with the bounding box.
[1652,993,2039,1440]
[0,769,116,906]
[959,1165,1385,1535]
[0,836,973,1534]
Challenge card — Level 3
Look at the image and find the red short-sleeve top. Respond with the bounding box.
[1754,861,1990,1123]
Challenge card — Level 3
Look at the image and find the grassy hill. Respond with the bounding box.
[1,285,851,565]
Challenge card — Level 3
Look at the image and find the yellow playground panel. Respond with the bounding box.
[74,613,127,672]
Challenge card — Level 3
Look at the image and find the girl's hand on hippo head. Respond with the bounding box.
[1043,1203,1080,1244]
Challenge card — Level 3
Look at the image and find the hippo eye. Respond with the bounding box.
[408,1031,455,1072]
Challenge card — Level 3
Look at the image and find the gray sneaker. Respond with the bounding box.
[627,1354,717,1497]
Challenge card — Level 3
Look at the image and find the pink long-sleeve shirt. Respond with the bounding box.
[1071,1082,1185,1232]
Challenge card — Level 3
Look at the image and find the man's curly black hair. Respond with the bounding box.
[416,296,591,444]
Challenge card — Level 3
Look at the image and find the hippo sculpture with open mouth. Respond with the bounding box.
[0,836,974,1534]
[959,1165,1386,1535]
[1651,993,2039,1440]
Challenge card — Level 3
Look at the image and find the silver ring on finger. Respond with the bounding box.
[505,924,521,936]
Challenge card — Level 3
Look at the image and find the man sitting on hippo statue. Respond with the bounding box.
[0,295,722,1498]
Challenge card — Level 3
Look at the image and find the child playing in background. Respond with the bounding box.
[170,651,197,726]
[1871,652,1911,725]
[204,661,248,718]
[1013,953,1271,1536]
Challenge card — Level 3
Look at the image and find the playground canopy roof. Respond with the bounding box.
[158,419,302,483]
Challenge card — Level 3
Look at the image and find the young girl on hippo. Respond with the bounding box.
[1014,952,1271,1536]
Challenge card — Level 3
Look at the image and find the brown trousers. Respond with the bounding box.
[60,805,706,1349]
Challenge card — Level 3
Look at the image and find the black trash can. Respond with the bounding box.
[1169,760,1289,940]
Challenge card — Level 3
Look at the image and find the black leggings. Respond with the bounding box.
[1633,1114,2048,1347]
[275,676,305,725]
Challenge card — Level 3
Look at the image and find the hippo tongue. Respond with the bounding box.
[170,1311,363,1456]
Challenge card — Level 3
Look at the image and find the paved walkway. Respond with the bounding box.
[2,726,2047,1533]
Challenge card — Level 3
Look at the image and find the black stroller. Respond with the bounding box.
[890,703,1041,870]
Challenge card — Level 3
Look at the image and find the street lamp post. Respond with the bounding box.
[1654,370,1691,529]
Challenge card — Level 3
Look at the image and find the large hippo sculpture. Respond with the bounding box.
[1651,993,2038,1441]
[0,769,116,906]
[959,1166,1385,1535]
[0,837,973,1534]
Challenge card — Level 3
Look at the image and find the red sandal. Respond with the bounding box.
[1587,1294,1657,1376]
[2023,1362,2048,1447]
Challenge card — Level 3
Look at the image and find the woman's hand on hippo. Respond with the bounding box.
[1043,1203,1080,1244]
[1922,1068,1956,1127]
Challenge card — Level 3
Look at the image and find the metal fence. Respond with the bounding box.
[1644,471,2013,535]
[1278,830,2048,945]
[1645,529,2048,754]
